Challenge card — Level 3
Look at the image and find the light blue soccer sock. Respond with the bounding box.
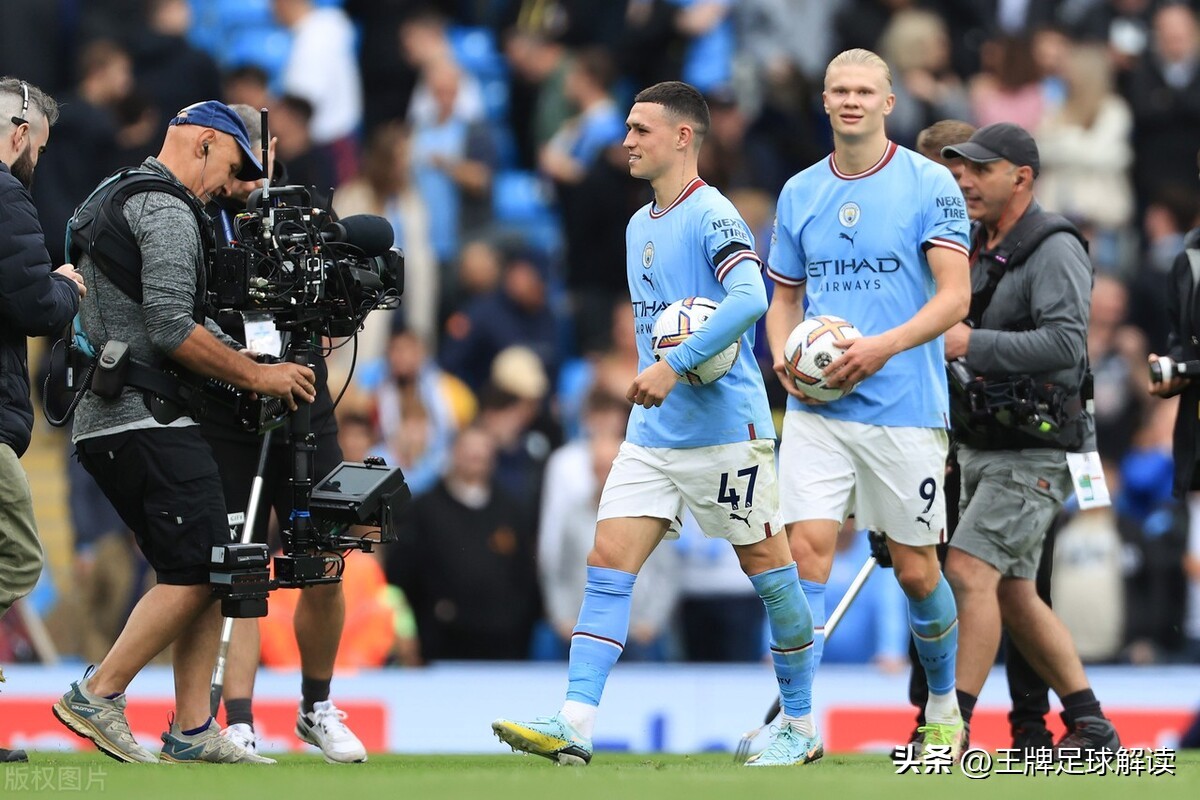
[751,564,814,719]
[565,566,636,708]
[799,579,827,669]
[908,575,959,702]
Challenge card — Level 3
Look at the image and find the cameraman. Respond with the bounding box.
[53,101,314,764]
[939,123,1119,754]
[0,76,84,764]
[202,104,367,763]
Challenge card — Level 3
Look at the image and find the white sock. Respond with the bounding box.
[559,700,597,739]
[782,713,816,738]
[925,690,961,725]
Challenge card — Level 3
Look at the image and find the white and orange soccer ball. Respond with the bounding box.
[651,297,740,386]
[783,315,864,401]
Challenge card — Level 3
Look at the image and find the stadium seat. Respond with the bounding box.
[449,26,506,80]
[206,0,274,29]
[222,27,293,79]
[493,169,552,223]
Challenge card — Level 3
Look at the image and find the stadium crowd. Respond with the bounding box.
[1,0,1198,678]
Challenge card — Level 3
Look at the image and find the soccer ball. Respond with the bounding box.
[651,297,740,386]
[783,315,863,401]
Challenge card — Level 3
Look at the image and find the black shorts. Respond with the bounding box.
[76,427,229,586]
[205,429,343,545]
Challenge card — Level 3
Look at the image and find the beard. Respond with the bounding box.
[10,143,35,189]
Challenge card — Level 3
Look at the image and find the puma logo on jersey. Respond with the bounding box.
[915,513,933,530]
[730,511,751,527]
[839,231,857,246]
[642,273,655,290]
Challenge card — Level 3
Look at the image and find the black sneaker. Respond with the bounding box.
[1,747,29,762]
[1054,715,1119,756]
[1012,724,1053,751]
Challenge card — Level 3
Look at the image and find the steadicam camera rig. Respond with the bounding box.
[208,110,410,618]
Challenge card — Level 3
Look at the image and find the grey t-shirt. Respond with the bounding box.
[73,158,238,441]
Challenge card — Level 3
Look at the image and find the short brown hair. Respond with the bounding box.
[916,120,976,162]
[633,80,710,139]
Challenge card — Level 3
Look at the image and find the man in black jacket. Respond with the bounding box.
[0,75,85,763]
[1149,226,1200,496]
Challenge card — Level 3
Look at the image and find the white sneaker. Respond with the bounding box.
[221,722,257,755]
[295,701,367,763]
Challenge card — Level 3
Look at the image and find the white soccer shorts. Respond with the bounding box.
[778,411,949,546]
[597,439,786,546]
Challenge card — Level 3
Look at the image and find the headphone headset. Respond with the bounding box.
[203,141,209,155]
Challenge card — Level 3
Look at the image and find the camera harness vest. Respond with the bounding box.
[958,206,1093,450]
[62,167,218,418]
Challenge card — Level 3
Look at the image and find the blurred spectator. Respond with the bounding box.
[440,249,562,390]
[33,40,138,265]
[504,27,571,168]
[370,327,467,499]
[557,301,639,440]
[539,48,625,187]
[334,124,437,348]
[1122,3,1200,214]
[1031,23,1073,111]
[273,0,363,182]
[222,64,273,112]
[1052,468,1128,663]
[670,0,736,93]
[1089,275,1149,462]
[1067,0,1156,71]
[476,346,563,520]
[387,426,539,662]
[736,0,843,84]
[130,0,222,138]
[541,48,631,351]
[1128,185,1199,353]
[1116,399,1188,661]
[822,524,909,671]
[271,93,337,204]
[410,58,496,275]
[1036,43,1135,233]
[969,34,1046,130]
[538,404,680,661]
[877,9,972,149]
[741,63,826,187]
[698,89,790,196]
[453,238,504,307]
[615,0,686,92]
[402,9,486,126]
[833,0,907,61]
[0,0,67,93]
[345,0,421,133]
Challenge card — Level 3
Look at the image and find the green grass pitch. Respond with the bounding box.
[4,752,1198,800]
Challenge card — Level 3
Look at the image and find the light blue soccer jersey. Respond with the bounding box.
[768,142,969,428]
[626,178,775,448]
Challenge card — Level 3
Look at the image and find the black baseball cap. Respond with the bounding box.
[941,122,1040,177]
[169,100,264,181]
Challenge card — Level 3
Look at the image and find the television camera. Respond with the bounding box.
[201,129,409,617]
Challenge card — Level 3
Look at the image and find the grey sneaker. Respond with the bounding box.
[52,669,158,763]
[160,718,276,764]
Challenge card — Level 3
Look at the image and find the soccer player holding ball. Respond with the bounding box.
[764,49,972,759]
[493,81,820,767]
